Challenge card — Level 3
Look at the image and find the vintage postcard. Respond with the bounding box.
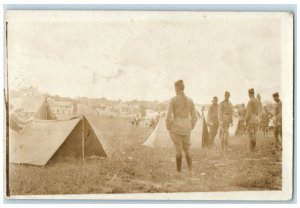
[3,11,294,200]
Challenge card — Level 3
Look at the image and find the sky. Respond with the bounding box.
[7,12,283,105]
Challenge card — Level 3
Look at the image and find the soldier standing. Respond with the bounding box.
[272,92,282,150]
[207,96,219,146]
[261,106,273,135]
[166,80,197,173]
[245,88,259,152]
[236,104,246,136]
[256,93,263,131]
[218,91,233,149]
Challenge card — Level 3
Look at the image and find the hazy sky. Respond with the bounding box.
[7,12,282,104]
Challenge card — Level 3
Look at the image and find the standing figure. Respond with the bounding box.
[236,104,246,136]
[166,80,197,173]
[245,88,259,152]
[256,93,263,131]
[261,106,273,135]
[218,91,233,149]
[272,92,282,150]
[207,96,219,146]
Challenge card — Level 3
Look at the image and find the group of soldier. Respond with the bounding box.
[207,89,282,153]
[166,80,282,173]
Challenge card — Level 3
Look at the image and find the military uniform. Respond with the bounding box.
[207,103,219,146]
[166,91,197,172]
[218,100,233,149]
[261,110,272,134]
[236,106,246,136]
[245,97,259,152]
[274,100,282,149]
[256,99,263,131]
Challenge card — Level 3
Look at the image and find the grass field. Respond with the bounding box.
[9,116,282,195]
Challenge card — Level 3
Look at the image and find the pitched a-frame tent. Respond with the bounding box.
[143,116,209,148]
[9,95,49,120]
[9,116,111,166]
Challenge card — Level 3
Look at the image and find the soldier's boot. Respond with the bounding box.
[186,153,192,172]
[176,155,182,172]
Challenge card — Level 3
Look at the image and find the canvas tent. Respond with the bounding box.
[9,95,48,120]
[143,116,209,148]
[9,116,111,166]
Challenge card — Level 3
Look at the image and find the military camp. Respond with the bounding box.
[5,11,290,198]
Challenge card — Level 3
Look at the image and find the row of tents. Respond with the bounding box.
[8,95,239,167]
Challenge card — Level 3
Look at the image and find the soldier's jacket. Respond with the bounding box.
[274,100,282,126]
[208,103,218,124]
[218,100,233,124]
[166,92,197,135]
[245,97,259,124]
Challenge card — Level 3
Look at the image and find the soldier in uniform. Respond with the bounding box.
[166,80,197,173]
[218,91,233,149]
[245,88,259,152]
[261,106,273,135]
[256,94,263,115]
[207,96,219,146]
[273,92,282,150]
[256,93,263,131]
[236,104,246,136]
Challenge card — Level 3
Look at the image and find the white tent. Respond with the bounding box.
[143,116,209,148]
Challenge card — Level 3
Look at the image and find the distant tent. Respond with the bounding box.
[9,116,111,166]
[143,116,209,148]
[9,95,48,120]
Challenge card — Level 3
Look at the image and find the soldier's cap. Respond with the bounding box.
[225,91,230,95]
[248,88,255,94]
[212,96,218,101]
[273,92,279,97]
[174,80,184,90]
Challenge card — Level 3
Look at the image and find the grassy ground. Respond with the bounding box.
[9,117,282,195]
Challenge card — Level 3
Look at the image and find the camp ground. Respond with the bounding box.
[143,116,209,148]
[9,116,111,167]
[9,95,49,120]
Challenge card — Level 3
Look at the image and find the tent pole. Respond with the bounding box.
[82,117,85,162]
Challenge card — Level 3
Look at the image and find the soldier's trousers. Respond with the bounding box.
[209,123,219,146]
[170,133,191,155]
[220,122,230,149]
[274,125,282,149]
[170,133,192,171]
[247,124,257,152]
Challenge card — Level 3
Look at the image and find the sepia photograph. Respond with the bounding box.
[3,10,294,200]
